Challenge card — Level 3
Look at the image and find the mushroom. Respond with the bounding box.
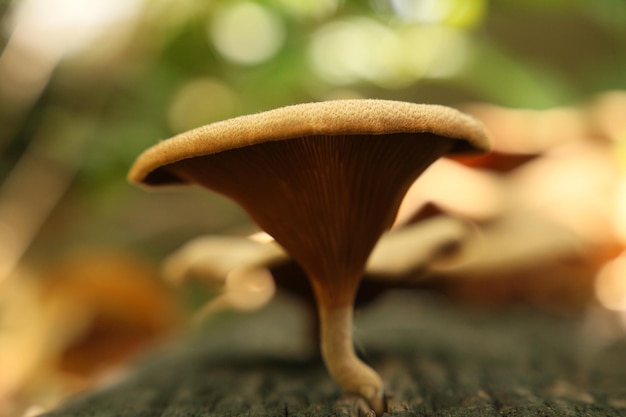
[163,235,285,287]
[128,99,489,413]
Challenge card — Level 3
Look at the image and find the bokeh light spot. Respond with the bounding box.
[5,0,145,60]
[596,252,626,311]
[390,0,486,28]
[167,78,239,134]
[309,16,472,87]
[309,18,412,87]
[208,2,286,66]
[270,0,339,19]
[401,25,471,79]
[612,175,626,244]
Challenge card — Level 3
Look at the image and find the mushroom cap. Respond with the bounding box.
[129,99,490,185]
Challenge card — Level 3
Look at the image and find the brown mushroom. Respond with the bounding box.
[129,99,489,413]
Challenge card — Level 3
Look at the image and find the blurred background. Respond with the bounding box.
[0,0,625,415]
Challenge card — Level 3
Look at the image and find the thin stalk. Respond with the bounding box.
[315,283,385,414]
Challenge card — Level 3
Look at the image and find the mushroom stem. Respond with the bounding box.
[314,283,385,414]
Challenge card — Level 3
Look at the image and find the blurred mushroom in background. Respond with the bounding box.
[0,249,182,417]
[396,92,626,312]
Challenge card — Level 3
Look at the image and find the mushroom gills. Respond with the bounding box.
[162,134,453,292]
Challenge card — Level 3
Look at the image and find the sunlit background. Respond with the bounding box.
[1,0,625,415]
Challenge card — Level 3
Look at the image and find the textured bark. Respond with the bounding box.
[43,291,626,417]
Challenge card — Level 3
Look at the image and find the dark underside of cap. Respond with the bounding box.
[157,133,453,299]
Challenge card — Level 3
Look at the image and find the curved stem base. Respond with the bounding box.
[318,304,385,414]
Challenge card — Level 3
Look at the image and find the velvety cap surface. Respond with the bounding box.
[129,99,490,185]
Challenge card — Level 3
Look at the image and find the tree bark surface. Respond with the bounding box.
[42,291,626,417]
